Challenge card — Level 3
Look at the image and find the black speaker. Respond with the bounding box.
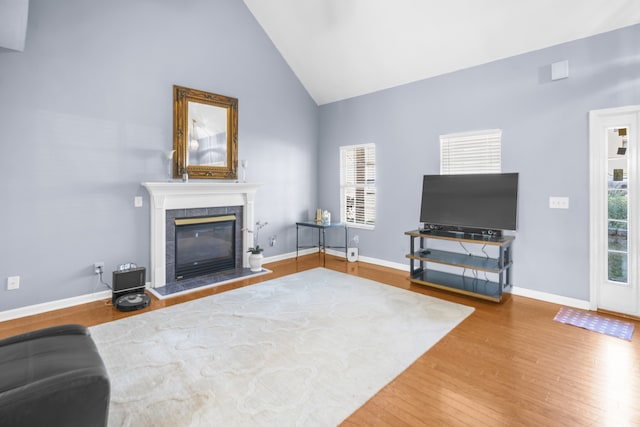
[112,267,147,309]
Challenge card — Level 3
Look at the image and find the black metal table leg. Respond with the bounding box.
[344,226,348,259]
[322,227,326,266]
[296,224,299,259]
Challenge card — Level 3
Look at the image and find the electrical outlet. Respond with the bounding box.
[549,196,569,209]
[94,262,104,275]
[7,276,20,290]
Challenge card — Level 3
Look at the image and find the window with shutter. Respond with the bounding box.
[340,144,376,229]
[440,129,502,174]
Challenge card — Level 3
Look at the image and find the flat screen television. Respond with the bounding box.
[420,173,518,235]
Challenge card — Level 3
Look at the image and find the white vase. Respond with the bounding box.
[248,252,264,272]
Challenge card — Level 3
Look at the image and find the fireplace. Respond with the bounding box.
[165,206,243,284]
[175,215,236,280]
[142,182,260,288]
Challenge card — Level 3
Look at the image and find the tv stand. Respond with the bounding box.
[405,229,514,302]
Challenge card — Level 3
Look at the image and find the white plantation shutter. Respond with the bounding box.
[340,144,376,229]
[440,130,502,174]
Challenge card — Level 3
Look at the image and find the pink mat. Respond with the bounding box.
[553,306,634,341]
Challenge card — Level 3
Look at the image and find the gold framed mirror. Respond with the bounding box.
[173,85,238,179]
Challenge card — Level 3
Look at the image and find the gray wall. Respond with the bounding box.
[0,0,318,311]
[0,0,29,52]
[2,2,638,312]
[318,24,640,301]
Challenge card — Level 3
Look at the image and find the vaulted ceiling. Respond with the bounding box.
[243,0,640,105]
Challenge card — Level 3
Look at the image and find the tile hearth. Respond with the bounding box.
[149,268,271,299]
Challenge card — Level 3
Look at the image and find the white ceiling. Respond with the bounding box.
[243,0,640,105]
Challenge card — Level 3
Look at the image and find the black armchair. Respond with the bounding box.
[0,324,110,427]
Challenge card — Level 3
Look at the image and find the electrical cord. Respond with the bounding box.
[459,245,493,285]
[94,266,112,291]
[480,244,491,282]
[458,241,472,255]
[481,244,490,259]
[92,267,114,307]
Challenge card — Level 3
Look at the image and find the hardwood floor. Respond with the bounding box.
[2,254,639,426]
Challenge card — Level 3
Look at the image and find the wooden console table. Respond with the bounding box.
[405,229,514,302]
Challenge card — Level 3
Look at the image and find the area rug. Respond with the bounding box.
[553,306,634,341]
[90,268,474,426]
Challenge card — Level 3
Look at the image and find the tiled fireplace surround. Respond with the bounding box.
[165,205,243,284]
[142,182,259,288]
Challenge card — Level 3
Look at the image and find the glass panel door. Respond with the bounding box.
[607,127,629,283]
[590,106,639,316]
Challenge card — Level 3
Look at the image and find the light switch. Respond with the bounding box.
[134,196,143,207]
[549,196,569,209]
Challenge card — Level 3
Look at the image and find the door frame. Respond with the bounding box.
[589,105,640,314]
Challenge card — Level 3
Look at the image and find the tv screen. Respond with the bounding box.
[420,173,518,232]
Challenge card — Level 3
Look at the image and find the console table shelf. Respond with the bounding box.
[405,230,514,302]
[407,249,500,272]
[410,269,502,301]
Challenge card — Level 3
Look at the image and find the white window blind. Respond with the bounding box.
[440,129,502,174]
[340,143,376,229]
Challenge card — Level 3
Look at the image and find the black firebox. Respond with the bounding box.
[174,214,236,280]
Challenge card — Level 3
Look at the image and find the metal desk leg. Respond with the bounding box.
[317,228,321,261]
[322,228,326,266]
[344,225,348,259]
[410,235,415,274]
[296,224,299,259]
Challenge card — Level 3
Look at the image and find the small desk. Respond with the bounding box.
[296,221,348,265]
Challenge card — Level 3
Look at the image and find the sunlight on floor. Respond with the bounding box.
[600,339,636,426]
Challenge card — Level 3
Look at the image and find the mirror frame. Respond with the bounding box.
[173,85,238,180]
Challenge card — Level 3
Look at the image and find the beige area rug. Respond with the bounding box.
[90,268,474,426]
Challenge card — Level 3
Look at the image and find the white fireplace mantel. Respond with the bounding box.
[142,181,260,288]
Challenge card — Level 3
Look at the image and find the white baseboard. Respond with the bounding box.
[357,254,409,272]
[0,250,318,322]
[0,290,112,322]
[333,250,590,310]
[510,286,590,310]
[0,249,590,322]
[264,248,318,263]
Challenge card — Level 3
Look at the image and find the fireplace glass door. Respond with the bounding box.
[175,215,236,280]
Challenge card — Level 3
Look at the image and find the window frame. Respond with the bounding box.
[440,129,502,175]
[339,143,376,230]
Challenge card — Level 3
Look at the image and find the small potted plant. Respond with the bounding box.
[247,220,268,271]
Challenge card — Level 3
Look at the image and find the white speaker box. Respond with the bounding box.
[347,247,359,263]
[551,60,569,80]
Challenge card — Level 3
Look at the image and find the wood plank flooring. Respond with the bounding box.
[1,254,638,426]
